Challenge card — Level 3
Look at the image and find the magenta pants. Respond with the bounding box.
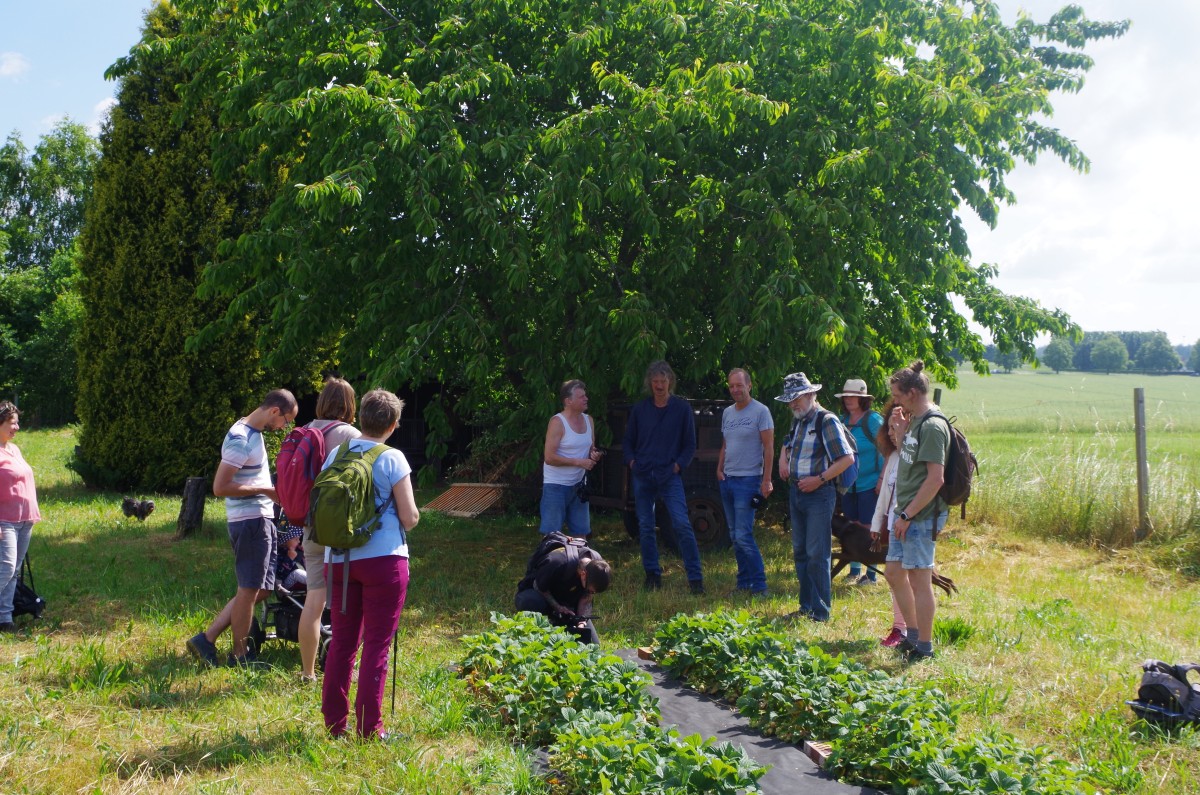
[321,555,409,738]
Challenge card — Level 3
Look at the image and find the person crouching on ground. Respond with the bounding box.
[515,545,611,645]
[321,389,420,741]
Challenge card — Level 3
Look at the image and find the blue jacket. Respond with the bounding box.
[622,395,695,484]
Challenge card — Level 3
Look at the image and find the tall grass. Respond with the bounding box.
[940,371,1200,555]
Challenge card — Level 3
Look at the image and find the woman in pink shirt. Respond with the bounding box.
[0,401,40,632]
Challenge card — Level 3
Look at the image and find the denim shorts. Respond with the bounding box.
[886,510,946,570]
[229,516,277,590]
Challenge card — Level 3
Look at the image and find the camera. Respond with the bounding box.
[575,474,590,504]
[750,493,768,509]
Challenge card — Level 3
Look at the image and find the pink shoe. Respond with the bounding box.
[880,627,905,648]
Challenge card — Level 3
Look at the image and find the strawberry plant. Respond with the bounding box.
[460,613,767,795]
[551,709,765,795]
[652,611,1109,795]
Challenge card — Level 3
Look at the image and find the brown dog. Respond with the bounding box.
[830,513,957,597]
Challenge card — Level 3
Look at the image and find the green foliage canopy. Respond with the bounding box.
[154,0,1126,457]
[1134,332,1182,372]
[1190,339,1200,373]
[0,122,99,273]
[0,123,98,421]
[1042,337,1073,373]
[1090,333,1129,374]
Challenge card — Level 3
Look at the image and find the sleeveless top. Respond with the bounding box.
[0,444,41,524]
[543,413,593,486]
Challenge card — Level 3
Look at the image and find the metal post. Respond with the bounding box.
[933,388,942,406]
[1133,388,1151,540]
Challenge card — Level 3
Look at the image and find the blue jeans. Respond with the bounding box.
[0,521,34,623]
[633,472,703,582]
[788,482,836,621]
[719,476,766,592]
[539,483,590,536]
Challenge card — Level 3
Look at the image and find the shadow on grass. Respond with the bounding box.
[110,726,316,781]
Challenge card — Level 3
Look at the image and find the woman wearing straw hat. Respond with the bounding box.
[835,379,885,585]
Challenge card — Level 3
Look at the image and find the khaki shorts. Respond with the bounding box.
[302,536,328,591]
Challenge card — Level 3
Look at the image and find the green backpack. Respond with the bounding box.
[308,442,394,550]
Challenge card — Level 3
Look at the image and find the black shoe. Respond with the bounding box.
[903,644,936,663]
[643,572,662,591]
[688,580,706,595]
[895,638,917,656]
[0,621,16,634]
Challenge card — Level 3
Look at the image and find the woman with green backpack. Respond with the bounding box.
[836,379,885,584]
[319,389,420,741]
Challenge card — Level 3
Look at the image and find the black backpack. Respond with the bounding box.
[915,411,978,519]
[1130,659,1200,725]
[517,532,601,592]
[13,556,46,620]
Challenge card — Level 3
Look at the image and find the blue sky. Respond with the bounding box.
[2,0,1196,347]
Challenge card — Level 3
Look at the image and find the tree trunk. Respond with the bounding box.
[176,476,208,538]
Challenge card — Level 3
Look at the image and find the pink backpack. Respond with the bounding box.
[275,421,343,525]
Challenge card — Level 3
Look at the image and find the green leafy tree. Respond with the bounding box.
[1042,337,1073,373]
[75,3,282,490]
[1091,334,1129,374]
[0,122,100,272]
[0,123,99,421]
[1190,340,1200,372]
[157,0,1124,464]
[1134,332,1182,372]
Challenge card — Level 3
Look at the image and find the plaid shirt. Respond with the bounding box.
[784,407,854,480]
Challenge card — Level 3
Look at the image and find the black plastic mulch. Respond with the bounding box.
[614,649,879,795]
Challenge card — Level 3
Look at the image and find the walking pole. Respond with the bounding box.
[391,629,398,716]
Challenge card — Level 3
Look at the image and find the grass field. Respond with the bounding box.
[1,372,1199,793]
[934,371,1199,556]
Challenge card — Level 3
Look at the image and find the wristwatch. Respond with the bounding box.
[898,510,910,521]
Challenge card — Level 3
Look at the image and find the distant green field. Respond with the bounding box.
[927,370,1199,547]
[936,370,1200,436]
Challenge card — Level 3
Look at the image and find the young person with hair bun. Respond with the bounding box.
[885,361,950,662]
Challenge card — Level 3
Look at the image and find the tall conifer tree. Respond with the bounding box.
[75,3,268,490]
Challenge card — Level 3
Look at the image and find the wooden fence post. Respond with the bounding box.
[176,476,207,538]
[933,387,943,406]
[1133,388,1151,540]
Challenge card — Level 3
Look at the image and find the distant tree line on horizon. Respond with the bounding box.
[982,331,1198,374]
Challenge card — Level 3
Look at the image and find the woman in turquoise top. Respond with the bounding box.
[836,379,884,584]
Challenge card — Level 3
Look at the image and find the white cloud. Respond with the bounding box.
[88,97,118,135]
[0,52,31,79]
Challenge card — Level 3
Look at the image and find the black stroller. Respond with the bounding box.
[249,584,332,669]
[248,522,333,668]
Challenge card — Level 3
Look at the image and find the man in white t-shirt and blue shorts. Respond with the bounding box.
[186,389,297,667]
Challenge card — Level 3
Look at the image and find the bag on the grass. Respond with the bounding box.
[13,556,45,620]
[517,531,602,591]
[1136,659,1200,719]
[308,442,394,550]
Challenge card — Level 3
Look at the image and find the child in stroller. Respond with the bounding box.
[248,524,332,671]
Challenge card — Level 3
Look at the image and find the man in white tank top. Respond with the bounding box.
[540,379,602,536]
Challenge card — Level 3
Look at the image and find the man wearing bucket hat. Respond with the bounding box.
[835,378,885,584]
[776,373,855,622]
